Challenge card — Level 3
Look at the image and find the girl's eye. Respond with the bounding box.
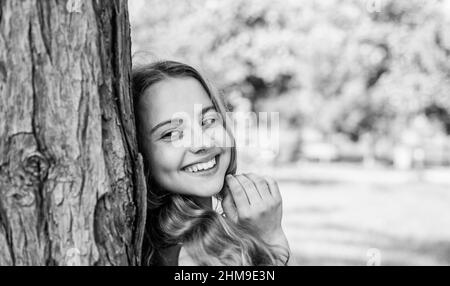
[202,112,221,127]
[202,118,216,127]
[161,130,183,141]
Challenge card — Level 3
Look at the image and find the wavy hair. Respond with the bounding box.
[132,60,287,266]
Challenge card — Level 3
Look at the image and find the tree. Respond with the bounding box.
[0,0,147,266]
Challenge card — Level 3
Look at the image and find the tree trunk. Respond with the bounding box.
[0,0,147,266]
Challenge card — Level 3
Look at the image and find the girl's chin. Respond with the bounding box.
[190,187,222,198]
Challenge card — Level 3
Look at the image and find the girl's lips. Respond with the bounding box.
[182,154,221,177]
[181,150,222,170]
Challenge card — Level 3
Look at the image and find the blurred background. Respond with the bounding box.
[129,0,450,265]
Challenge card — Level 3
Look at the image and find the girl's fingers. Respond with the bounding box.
[221,187,238,223]
[225,175,250,209]
[244,173,271,200]
[235,174,263,206]
[265,176,281,201]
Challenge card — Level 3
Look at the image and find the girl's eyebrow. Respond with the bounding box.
[202,105,216,116]
[150,118,183,135]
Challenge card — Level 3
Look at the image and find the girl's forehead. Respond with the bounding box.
[141,77,214,123]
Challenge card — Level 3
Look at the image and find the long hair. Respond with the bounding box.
[132,60,287,266]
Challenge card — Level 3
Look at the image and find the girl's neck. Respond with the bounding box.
[193,196,213,209]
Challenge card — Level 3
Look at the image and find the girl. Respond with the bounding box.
[132,60,293,266]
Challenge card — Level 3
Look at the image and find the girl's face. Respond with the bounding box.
[138,77,232,199]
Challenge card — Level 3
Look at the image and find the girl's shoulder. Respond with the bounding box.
[178,245,199,266]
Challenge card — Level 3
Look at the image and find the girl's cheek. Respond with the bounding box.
[208,126,233,148]
[149,143,182,172]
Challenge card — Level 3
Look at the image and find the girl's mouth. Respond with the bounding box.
[182,154,221,176]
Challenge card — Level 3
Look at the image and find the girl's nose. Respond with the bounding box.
[189,128,215,154]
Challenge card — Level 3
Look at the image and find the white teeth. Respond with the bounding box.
[184,157,217,173]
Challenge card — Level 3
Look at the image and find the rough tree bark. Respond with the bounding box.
[0,0,147,266]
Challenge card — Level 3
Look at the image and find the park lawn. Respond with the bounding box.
[255,162,450,266]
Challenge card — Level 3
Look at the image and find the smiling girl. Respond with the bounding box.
[132,61,293,266]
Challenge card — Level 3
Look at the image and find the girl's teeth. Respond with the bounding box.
[185,157,217,173]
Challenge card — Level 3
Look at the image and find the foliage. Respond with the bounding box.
[129,0,450,142]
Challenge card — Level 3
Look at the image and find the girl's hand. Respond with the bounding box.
[221,173,288,249]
